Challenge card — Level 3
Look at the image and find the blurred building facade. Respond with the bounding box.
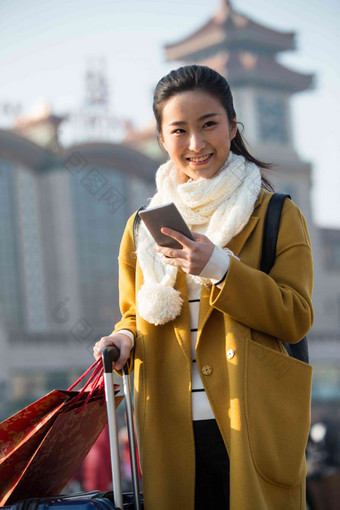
[0,115,156,419]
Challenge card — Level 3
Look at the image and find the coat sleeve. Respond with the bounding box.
[111,211,138,338]
[209,199,314,343]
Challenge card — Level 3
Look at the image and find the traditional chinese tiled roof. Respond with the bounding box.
[165,0,313,93]
[165,0,295,61]
[198,51,313,92]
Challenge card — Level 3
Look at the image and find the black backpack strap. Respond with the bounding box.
[133,205,146,250]
[260,193,290,274]
[260,193,309,364]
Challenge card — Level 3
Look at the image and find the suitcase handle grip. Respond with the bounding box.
[102,344,120,373]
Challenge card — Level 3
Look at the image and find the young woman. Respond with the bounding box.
[94,65,313,510]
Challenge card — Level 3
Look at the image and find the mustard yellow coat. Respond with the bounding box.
[113,189,314,510]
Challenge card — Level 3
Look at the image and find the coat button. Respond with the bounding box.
[227,349,235,360]
[201,365,213,376]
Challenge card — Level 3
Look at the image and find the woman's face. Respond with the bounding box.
[160,90,237,181]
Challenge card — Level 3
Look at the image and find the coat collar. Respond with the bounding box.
[173,188,265,356]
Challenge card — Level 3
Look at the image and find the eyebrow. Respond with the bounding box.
[168,112,220,126]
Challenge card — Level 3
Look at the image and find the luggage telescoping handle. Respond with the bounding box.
[102,345,123,510]
[102,345,142,510]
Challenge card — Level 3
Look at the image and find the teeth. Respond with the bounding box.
[188,154,211,162]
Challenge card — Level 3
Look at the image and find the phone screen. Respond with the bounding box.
[139,202,195,249]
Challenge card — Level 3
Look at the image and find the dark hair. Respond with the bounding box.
[153,64,273,191]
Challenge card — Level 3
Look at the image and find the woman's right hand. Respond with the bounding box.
[93,333,133,370]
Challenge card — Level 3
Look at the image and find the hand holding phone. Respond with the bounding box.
[139,202,195,250]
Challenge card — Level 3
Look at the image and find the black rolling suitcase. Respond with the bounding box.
[3,346,143,510]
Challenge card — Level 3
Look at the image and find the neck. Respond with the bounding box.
[176,168,190,184]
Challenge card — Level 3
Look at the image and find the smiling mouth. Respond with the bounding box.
[187,154,213,163]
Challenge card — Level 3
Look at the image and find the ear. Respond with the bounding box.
[231,115,238,140]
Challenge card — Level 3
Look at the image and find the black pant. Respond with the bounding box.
[193,419,230,510]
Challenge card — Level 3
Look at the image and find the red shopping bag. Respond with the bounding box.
[0,358,123,505]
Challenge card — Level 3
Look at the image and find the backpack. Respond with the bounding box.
[260,193,309,363]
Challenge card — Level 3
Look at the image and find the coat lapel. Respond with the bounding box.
[226,216,259,257]
[197,196,262,338]
[172,268,192,362]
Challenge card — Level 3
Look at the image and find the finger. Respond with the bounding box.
[93,338,113,359]
[162,255,189,269]
[158,247,188,260]
[161,227,194,248]
[93,343,101,359]
[115,347,130,370]
[192,231,204,240]
[112,335,134,370]
[161,255,176,266]
[191,232,210,242]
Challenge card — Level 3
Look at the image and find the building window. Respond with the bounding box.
[332,243,340,269]
[70,167,127,329]
[0,160,24,327]
[321,230,340,271]
[256,96,289,144]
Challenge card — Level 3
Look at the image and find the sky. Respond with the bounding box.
[1,0,340,227]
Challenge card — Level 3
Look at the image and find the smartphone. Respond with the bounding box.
[139,202,195,250]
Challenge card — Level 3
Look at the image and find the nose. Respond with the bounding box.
[188,132,206,152]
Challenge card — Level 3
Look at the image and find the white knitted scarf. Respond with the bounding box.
[136,151,261,325]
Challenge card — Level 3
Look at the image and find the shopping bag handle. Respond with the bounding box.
[68,358,102,391]
[68,344,122,395]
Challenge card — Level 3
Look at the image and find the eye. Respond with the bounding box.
[203,121,217,128]
[172,128,186,135]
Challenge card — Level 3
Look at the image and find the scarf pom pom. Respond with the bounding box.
[137,283,183,326]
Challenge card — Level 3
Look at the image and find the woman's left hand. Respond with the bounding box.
[153,227,215,276]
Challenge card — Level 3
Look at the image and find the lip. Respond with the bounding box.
[186,153,213,166]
